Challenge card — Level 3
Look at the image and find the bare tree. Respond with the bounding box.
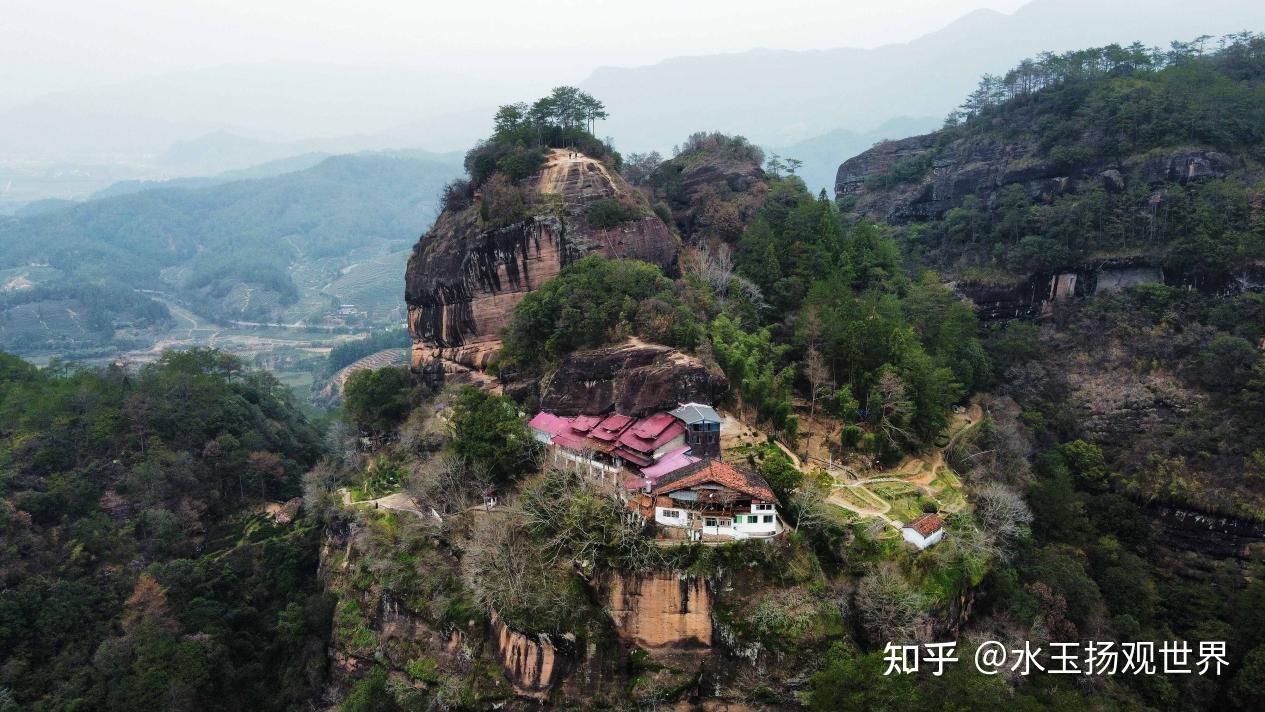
[686,244,768,315]
[854,566,930,644]
[301,460,340,522]
[972,482,1033,561]
[405,452,492,518]
[622,151,663,186]
[804,346,831,420]
[947,396,1033,486]
[876,369,916,445]
[519,469,663,572]
[460,517,574,620]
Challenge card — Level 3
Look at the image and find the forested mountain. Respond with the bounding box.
[836,34,1265,519]
[0,152,461,356]
[0,350,329,710]
[839,34,1265,282]
[7,27,1265,712]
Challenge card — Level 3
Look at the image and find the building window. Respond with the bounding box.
[705,517,717,527]
[754,504,773,512]
[662,509,680,519]
[762,515,774,523]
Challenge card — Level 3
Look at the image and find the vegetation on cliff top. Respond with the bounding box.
[860,34,1265,280]
[443,86,618,212]
[497,255,703,372]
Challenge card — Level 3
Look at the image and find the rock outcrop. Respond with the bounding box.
[601,572,712,649]
[405,150,680,381]
[649,148,767,242]
[955,256,1265,320]
[538,341,728,417]
[835,133,1241,224]
[488,611,572,700]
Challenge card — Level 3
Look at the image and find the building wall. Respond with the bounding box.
[685,421,721,458]
[655,504,784,540]
[655,506,689,528]
[651,433,688,460]
[902,527,944,549]
[733,507,782,537]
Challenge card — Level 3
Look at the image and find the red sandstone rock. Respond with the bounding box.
[405,150,680,379]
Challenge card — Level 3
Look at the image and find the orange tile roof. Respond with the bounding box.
[905,513,944,536]
[650,459,776,503]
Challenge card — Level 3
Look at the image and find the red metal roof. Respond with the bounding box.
[629,412,676,439]
[590,413,634,442]
[528,412,573,437]
[551,432,592,452]
[612,446,654,467]
[571,415,603,433]
[640,446,700,479]
[617,420,686,455]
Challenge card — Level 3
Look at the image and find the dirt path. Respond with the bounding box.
[338,488,429,518]
[894,400,984,485]
[537,148,623,197]
[822,399,985,526]
[826,486,899,528]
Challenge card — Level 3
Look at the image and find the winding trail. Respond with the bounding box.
[822,400,985,528]
[338,488,428,518]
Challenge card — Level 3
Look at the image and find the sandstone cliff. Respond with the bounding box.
[601,571,713,649]
[534,340,729,417]
[835,133,1241,225]
[405,150,680,382]
[320,513,749,708]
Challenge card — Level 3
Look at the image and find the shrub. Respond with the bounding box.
[585,198,642,229]
[500,256,700,369]
[449,386,539,481]
[674,132,765,164]
[343,367,414,434]
[440,178,474,212]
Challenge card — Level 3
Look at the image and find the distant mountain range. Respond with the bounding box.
[770,117,943,194]
[581,0,1265,151]
[0,152,462,356]
[4,0,1264,211]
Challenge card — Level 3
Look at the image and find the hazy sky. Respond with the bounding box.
[1,0,1031,108]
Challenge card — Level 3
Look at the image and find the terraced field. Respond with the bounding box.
[319,248,410,314]
[821,401,983,532]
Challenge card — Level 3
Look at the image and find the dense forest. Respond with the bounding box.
[0,350,329,710]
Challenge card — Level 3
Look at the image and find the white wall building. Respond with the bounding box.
[901,513,946,550]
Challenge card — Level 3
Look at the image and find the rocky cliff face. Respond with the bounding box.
[601,572,713,649]
[835,133,1241,224]
[321,517,745,707]
[488,611,575,700]
[956,257,1265,320]
[648,149,767,243]
[534,341,729,417]
[405,150,680,382]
